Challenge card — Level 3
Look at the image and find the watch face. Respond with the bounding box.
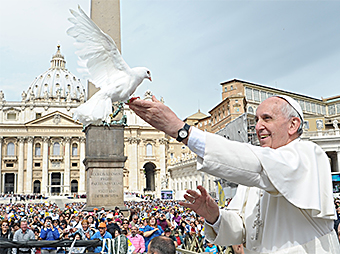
[179,129,187,138]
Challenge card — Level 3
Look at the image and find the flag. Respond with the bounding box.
[218,182,226,207]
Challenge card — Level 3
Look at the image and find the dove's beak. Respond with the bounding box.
[148,77,152,81]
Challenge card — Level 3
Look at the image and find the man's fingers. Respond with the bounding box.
[197,185,208,197]
[186,189,201,199]
[183,193,195,204]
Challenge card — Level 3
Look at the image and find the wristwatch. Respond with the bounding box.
[176,123,190,142]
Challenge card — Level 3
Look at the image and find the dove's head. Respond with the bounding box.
[136,67,152,82]
[144,68,152,81]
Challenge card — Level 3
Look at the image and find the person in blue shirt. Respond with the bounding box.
[205,242,218,254]
[40,217,60,254]
[141,216,163,252]
[90,222,112,253]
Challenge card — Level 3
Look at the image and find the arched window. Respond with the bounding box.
[7,142,15,156]
[72,143,78,156]
[35,143,41,156]
[53,142,60,155]
[146,143,152,156]
[248,106,254,114]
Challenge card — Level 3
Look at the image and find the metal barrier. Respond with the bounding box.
[0,239,101,249]
[178,234,233,254]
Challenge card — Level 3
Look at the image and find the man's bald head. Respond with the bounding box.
[148,236,176,254]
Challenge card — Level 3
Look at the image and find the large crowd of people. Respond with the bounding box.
[0,198,210,254]
[0,196,339,254]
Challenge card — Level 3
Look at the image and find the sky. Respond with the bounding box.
[0,0,339,119]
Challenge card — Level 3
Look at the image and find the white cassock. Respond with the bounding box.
[187,128,340,254]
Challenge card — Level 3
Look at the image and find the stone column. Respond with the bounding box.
[83,125,127,210]
[337,151,340,173]
[26,137,34,193]
[159,137,167,183]
[79,137,86,194]
[155,169,161,198]
[42,137,49,195]
[64,137,71,194]
[0,137,3,194]
[17,137,25,194]
[61,172,64,194]
[49,173,52,195]
[128,137,140,192]
[1,173,4,194]
[14,173,17,194]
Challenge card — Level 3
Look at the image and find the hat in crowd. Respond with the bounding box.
[164,228,171,233]
[275,95,304,122]
[99,222,107,228]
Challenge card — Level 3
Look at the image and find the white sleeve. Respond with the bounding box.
[204,209,245,246]
[187,127,206,158]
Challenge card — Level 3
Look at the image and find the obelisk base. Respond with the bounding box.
[83,125,127,211]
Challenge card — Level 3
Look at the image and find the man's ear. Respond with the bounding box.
[288,117,301,135]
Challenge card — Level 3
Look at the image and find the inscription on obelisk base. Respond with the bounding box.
[83,125,127,211]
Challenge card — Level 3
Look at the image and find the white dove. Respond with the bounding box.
[67,5,152,126]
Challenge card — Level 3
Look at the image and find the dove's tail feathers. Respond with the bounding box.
[73,94,113,126]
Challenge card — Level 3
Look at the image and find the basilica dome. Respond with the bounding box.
[23,45,86,102]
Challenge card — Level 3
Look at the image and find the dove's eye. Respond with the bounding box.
[147,71,150,75]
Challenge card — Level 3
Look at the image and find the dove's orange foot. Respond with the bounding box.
[126,96,140,104]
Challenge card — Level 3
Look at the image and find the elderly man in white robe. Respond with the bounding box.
[129,94,340,253]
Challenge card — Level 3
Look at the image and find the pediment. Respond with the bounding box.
[26,111,82,127]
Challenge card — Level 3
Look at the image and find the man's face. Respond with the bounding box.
[21,221,28,232]
[131,226,137,236]
[256,97,292,149]
[99,227,106,236]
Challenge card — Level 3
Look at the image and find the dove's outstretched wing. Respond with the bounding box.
[67,5,130,89]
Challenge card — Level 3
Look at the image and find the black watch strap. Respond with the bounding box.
[176,123,190,142]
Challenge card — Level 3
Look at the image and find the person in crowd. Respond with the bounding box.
[121,220,131,235]
[58,220,70,239]
[72,219,94,240]
[141,216,164,253]
[127,226,145,254]
[177,221,187,237]
[12,219,35,254]
[86,215,97,229]
[29,216,42,229]
[173,211,181,226]
[11,223,20,235]
[147,236,176,254]
[67,232,85,253]
[157,213,170,231]
[90,222,112,253]
[172,230,183,248]
[128,95,340,253]
[130,215,139,228]
[39,217,60,254]
[0,220,13,254]
[205,242,218,254]
[163,228,178,247]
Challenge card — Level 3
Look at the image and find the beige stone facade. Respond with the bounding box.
[0,48,172,198]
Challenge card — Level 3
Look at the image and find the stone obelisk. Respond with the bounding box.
[83,0,126,211]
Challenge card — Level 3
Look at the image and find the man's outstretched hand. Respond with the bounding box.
[179,185,220,224]
[128,95,186,140]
